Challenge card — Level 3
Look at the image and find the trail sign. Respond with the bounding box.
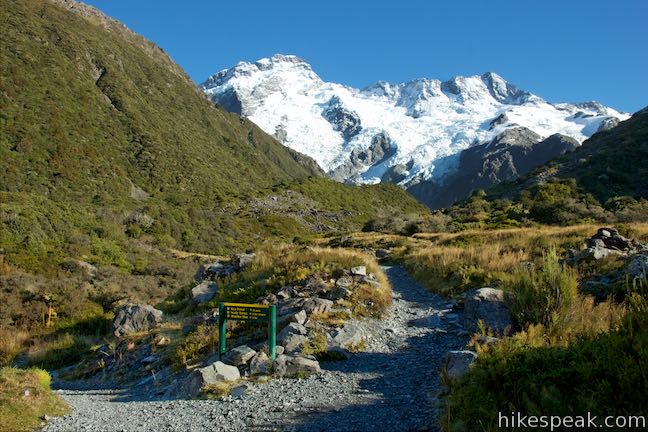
[218,302,277,361]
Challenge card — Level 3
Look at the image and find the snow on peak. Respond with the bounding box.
[201,54,629,184]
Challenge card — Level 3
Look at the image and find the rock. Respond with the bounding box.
[335,276,353,289]
[61,259,97,278]
[302,276,327,294]
[327,286,351,301]
[330,323,363,349]
[278,322,308,342]
[196,261,237,281]
[112,304,163,337]
[230,384,248,398]
[463,288,512,335]
[375,248,390,258]
[302,297,333,315]
[350,266,367,276]
[256,293,278,305]
[276,286,294,301]
[283,334,309,353]
[274,355,321,377]
[249,351,271,375]
[222,345,257,366]
[191,281,218,304]
[627,254,648,280]
[182,361,240,398]
[233,253,255,271]
[443,350,477,382]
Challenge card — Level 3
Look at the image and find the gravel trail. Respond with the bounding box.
[43,266,468,432]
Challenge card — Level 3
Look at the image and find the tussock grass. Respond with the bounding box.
[217,245,391,317]
[0,328,29,366]
[0,367,68,432]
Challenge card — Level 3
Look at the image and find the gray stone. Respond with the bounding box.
[443,350,477,382]
[278,322,308,342]
[61,259,97,278]
[191,281,218,304]
[282,334,309,354]
[276,286,294,301]
[335,276,353,289]
[463,288,512,335]
[229,384,248,399]
[182,361,240,398]
[234,253,256,271]
[112,304,163,337]
[302,297,333,314]
[249,351,271,375]
[274,355,321,377]
[327,286,351,301]
[222,345,257,366]
[330,323,364,349]
[627,254,648,280]
[350,266,367,276]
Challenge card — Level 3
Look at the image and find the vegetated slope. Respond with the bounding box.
[446,108,648,227]
[0,0,427,272]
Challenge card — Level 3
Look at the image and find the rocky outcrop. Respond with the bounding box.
[112,304,163,337]
[408,128,578,209]
[323,97,362,140]
[567,227,647,264]
[330,131,396,181]
[463,288,512,335]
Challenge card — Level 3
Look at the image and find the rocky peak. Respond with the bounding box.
[480,72,530,104]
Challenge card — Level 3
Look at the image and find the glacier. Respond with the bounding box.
[201,54,629,186]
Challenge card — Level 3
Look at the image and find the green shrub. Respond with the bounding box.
[508,247,578,328]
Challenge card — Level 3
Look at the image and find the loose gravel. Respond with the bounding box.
[42,266,469,432]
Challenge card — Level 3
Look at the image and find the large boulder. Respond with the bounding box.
[191,281,218,304]
[463,288,512,335]
[274,355,321,377]
[181,361,240,398]
[443,350,477,383]
[222,345,257,366]
[112,304,163,337]
[233,253,256,272]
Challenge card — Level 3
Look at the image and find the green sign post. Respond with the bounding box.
[218,302,277,361]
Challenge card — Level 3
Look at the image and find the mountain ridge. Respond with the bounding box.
[201,54,628,188]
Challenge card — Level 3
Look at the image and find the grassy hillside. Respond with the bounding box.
[0,0,429,365]
[444,109,648,228]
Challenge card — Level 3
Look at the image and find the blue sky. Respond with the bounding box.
[83,0,647,112]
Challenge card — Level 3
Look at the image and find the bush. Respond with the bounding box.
[508,247,578,328]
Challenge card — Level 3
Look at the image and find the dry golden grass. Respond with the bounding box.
[0,328,29,366]
[250,244,392,316]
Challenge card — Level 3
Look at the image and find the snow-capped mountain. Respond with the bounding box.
[201,54,629,186]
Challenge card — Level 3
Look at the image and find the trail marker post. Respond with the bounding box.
[218,302,277,361]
